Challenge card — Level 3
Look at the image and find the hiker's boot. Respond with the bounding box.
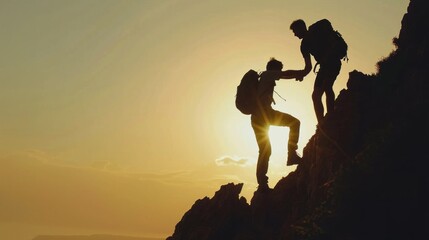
[287,150,301,166]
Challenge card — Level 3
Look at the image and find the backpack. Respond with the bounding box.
[307,19,348,63]
[235,69,260,115]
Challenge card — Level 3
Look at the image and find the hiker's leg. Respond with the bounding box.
[270,110,300,152]
[325,87,335,114]
[322,61,341,115]
[251,116,271,185]
[312,86,324,123]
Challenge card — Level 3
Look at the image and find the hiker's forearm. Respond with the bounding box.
[299,51,312,76]
[280,70,301,79]
[303,57,312,76]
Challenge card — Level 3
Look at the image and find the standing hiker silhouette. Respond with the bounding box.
[290,19,347,123]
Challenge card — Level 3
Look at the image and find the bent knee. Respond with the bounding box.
[294,119,300,128]
[290,118,300,129]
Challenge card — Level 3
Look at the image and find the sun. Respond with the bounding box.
[266,127,289,161]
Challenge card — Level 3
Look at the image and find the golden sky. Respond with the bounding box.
[0,0,408,239]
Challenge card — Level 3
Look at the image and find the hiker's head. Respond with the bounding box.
[266,58,283,71]
[290,19,307,39]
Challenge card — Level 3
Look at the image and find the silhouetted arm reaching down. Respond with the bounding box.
[294,49,312,81]
[273,50,312,82]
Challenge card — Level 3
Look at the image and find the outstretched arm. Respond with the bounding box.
[277,54,312,81]
[279,69,302,79]
[293,50,312,81]
[278,51,312,80]
[301,51,312,77]
[286,46,312,81]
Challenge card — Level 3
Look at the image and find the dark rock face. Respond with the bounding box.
[167,183,252,240]
[168,0,429,239]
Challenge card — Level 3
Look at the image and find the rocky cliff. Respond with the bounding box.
[168,0,428,239]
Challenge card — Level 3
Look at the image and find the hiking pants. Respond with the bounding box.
[314,60,341,90]
[251,108,300,185]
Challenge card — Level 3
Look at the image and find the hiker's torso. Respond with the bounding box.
[302,35,337,64]
[256,71,281,110]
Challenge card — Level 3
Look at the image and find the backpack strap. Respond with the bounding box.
[273,90,287,103]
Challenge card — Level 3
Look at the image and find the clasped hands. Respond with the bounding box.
[295,73,304,82]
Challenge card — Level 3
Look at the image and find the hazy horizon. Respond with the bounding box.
[32,234,163,240]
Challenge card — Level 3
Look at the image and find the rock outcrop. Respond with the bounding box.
[167,183,252,240]
[168,0,428,239]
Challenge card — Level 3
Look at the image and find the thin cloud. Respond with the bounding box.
[215,156,249,166]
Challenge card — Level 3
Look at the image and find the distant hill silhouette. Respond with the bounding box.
[33,234,162,240]
[168,0,429,239]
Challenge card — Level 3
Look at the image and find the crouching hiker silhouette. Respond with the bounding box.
[251,58,302,192]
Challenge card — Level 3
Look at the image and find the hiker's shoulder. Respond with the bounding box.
[260,71,282,81]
